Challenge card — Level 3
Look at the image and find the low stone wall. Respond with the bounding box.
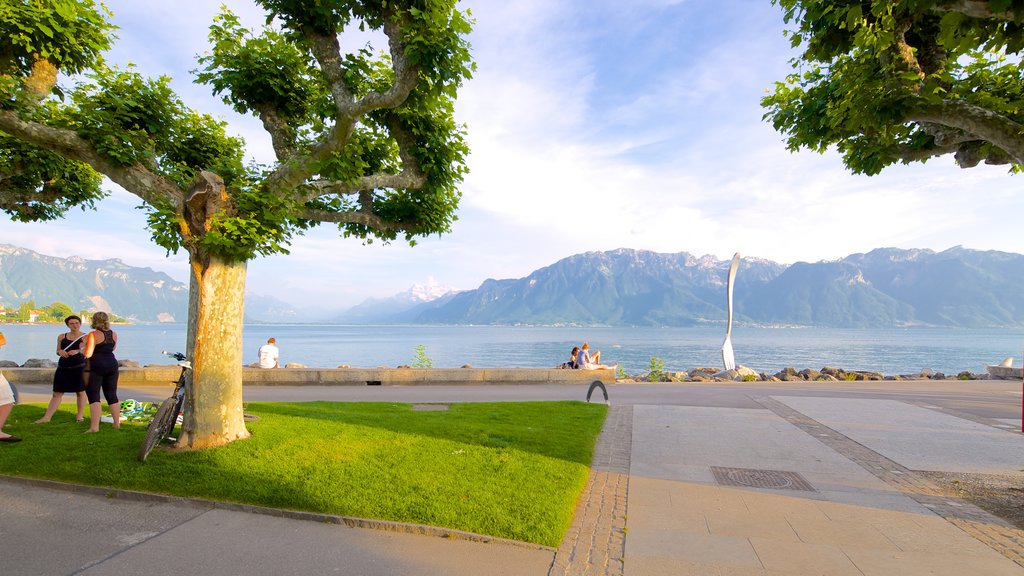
[1,366,616,387]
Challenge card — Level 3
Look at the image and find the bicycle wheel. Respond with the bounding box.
[138,398,179,462]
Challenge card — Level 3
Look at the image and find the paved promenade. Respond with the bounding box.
[3,380,1024,575]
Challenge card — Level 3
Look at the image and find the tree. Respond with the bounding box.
[16,300,35,322]
[0,1,473,449]
[45,301,74,321]
[762,0,1024,175]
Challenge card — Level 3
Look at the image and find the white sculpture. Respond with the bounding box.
[722,253,740,370]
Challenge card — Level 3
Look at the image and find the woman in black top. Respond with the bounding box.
[35,315,88,423]
[84,311,120,433]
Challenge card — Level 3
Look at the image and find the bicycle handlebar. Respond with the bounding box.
[161,350,187,362]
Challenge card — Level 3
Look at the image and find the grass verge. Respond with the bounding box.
[0,400,607,546]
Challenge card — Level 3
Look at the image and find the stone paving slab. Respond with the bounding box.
[776,396,1024,474]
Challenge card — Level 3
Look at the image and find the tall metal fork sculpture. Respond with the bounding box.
[722,253,740,370]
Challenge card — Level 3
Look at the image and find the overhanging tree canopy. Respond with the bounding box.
[762,0,1024,174]
[0,0,473,448]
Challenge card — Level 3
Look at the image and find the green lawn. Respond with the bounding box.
[0,400,607,546]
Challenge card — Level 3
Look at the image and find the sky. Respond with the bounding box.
[0,0,1020,313]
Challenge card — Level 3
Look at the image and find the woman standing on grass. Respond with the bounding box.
[83,312,120,433]
[36,315,88,423]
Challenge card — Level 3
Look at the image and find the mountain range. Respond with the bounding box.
[2,244,1022,327]
[402,247,1024,328]
[0,244,293,323]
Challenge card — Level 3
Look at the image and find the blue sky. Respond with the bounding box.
[0,1,1019,312]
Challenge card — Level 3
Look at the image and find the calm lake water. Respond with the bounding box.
[1,323,1022,376]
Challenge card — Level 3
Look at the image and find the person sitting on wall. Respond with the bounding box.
[560,346,581,369]
[258,338,279,369]
[577,342,616,370]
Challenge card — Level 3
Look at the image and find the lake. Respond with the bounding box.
[1,323,1022,376]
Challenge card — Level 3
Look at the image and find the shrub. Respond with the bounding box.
[647,357,665,382]
[411,344,433,368]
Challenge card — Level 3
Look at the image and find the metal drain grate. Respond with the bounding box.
[711,467,816,492]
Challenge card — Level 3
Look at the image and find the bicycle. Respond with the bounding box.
[138,351,190,462]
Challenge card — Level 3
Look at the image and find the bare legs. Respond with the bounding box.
[0,402,13,439]
[36,391,87,423]
[77,391,86,420]
[86,402,101,433]
[86,401,120,433]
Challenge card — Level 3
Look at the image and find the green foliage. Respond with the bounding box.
[0,401,607,546]
[0,134,105,221]
[0,300,124,323]
[0,0,113,106]
[44,301,74,321]
[195,10,320,122]
[647,356,665,382]
[1,0,475,263]
[615,364,626,379]
[71,68,179,165]
[764,0,1024,173]
[410,344,433,368]
[742,373,757,382]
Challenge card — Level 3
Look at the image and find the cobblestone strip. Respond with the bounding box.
[753,396,1024,568]
[549,404,632,576]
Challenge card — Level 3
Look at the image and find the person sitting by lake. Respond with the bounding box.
[36,315,88,423]
[559,346,581,369]
[577,342,616,370]
[258,338,279,369]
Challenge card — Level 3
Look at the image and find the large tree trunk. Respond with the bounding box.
[175,254,250,449]
[174,171,250,449]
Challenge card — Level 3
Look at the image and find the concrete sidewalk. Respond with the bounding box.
[619,396,1024,575]
[3,382,1024,575]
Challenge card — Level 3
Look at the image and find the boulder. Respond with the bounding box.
[712,368,740,381]
[774,367,801,381]
[22,358,56,368]
[798,368,821,380]
[688,367,719,379]
[284,362,307,368]
[118,360,140,368]
[0,360,18,368]
[849,370,883,381]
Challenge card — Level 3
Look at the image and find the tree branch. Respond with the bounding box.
[304,30,355,114]
[353,7,421,116]
[0,110,185,208]
[907,99,1024,166]
[255,103,297,160]
[264,7,422,194]
[303,169,426,200]
[297,205,407,232]
[892,142,959,162]
[930,1,1018,21]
